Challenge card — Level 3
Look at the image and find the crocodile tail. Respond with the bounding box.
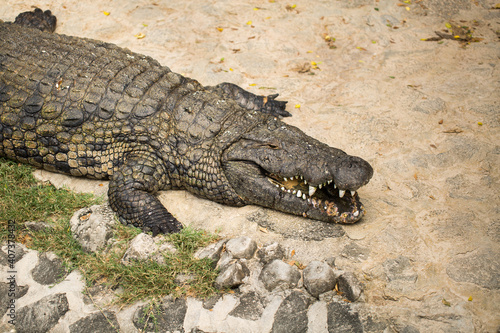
[14,8,57,33]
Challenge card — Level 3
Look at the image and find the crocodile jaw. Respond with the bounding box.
[221,119,373,224]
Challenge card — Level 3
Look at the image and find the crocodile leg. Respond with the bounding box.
[108,151,182,236]
[211,82,291,117]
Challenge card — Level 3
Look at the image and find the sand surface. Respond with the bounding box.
[2,1,499,331]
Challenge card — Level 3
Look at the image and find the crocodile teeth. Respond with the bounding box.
[319,184,323,189]
[353,210,359,217]
[351,191,356,197]
[339,190,345,198]
[309,186,317,196]
[284,177,288,181]
[296,190,302,198]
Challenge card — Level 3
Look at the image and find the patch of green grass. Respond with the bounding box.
[0,158,101,240]
[0,157,221,303]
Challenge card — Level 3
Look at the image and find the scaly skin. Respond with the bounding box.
[0,9,373,235]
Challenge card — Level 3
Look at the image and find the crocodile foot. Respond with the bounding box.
[14,8,57,32]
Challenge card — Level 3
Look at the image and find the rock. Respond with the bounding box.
[70,205,116,253]
[341,242,370,262]
[31,252,67,285]
[271,291,312,333]
[0,243,26,266]
[194,239,226,267]
[214,260,250,289]
[0,281,28,317]
[327,298,363,333]
[69,310,120,333]
[202,295,222,310]
[16,293,70,333]
[325,257,336,268]
[383,256,418,282]
[257,242,286,264]
[215,251,234,270]
[229,291,265,320]
[133,297,187,332]
[259,259,301,292]
[337,272,363,302]
[303,260,336,298]
[225,236,257,259]
[446,249,500,289]
[121,233,177,265]
[24,221,53,232]
[175,273,196,286]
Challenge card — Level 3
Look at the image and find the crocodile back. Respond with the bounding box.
[0,22,198,179]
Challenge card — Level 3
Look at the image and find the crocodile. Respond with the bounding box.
[0,9,373,235]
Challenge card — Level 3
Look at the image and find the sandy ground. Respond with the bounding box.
[2,1,499,331]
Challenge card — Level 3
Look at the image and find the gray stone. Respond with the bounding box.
[214,260,250,289]
[337,272,363,302]
[446,249,500,289]
[121,233,177,266]
[341,242,370,262]
[69,310,120,333]
[327,298,363,333]
[194,239,226,267]
[260,259,301,291]
[303,260,336,298]
[16,293,70,333]
[31,253,67,285]
[325,257,336,268]
[133,297,187,332]
[202,295,222,310]
[383,256,418,282]
[257,242,286,264]
[412,97,447,115]
[0,281,28,317]
[215,251,233,270]
[0,243,26,267]
[70,205,116,253]
[225,236,257,259]
[229,291,264,320]
[24,221,53,232]
[175,273,196,286]
[248,209,345,241]
[271,291,311,333]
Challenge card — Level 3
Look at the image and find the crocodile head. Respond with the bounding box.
[222,117,373,223]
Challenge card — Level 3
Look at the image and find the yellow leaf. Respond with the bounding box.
[217,27,223,32]
[420,38,428,41]
[468,296,473,301]
[134,33,146,39]
[246,21,252,25]
[445,22,452,29]
[406,6,410,11]
[311,61,317,66]
[295,104,301,108]
[253,7,259,10]
[291,4,297,8]
[102,11,110,16]
[454,35,461,39]
[478,122,483,126]
[249,83,257,86]
[229,68,233,71]
[307,50,313,53]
